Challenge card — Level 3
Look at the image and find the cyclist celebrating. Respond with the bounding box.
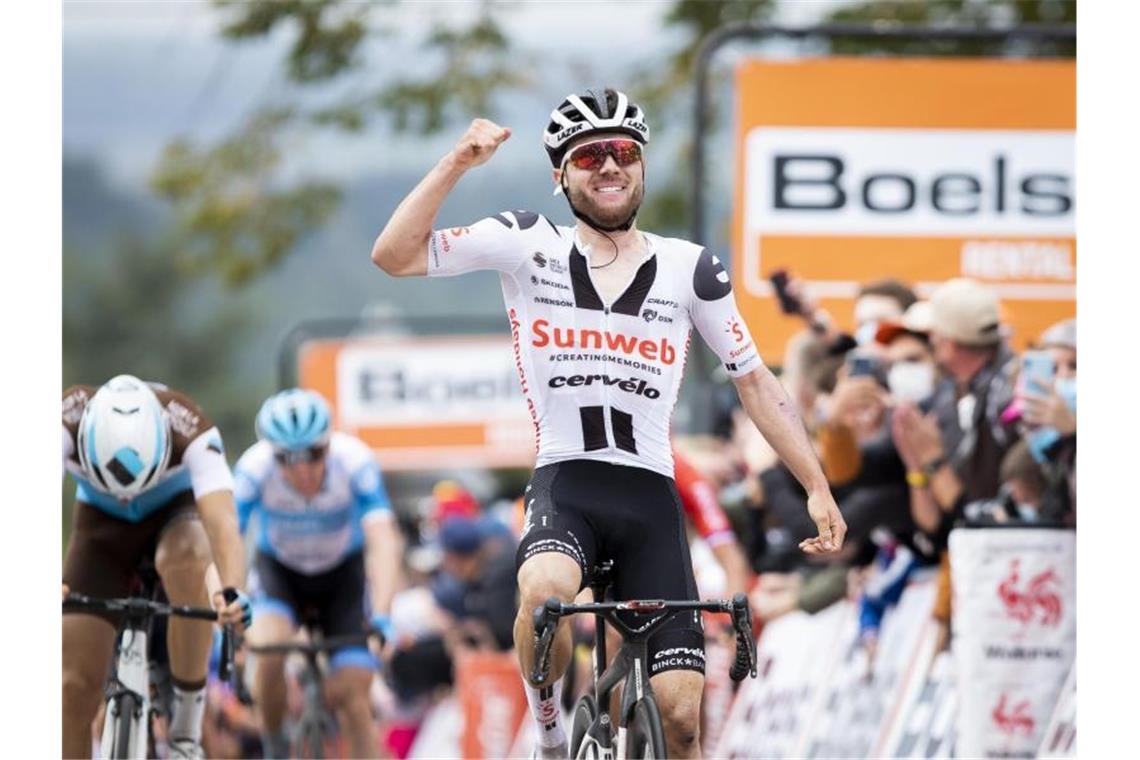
[62,375,251,760]
[371,88,845,759]
[235,388,402,760]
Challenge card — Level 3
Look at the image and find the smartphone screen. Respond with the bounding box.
[1020,350,1056,396]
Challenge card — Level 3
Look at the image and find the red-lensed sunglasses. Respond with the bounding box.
[563,138,643,171]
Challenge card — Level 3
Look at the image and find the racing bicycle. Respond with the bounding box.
[245,613,380,759]
[531,560,757,759]
[63,572,235,759]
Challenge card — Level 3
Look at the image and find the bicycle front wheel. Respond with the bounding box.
[625,697,667,760]
[109,693,140,759]
[570,693,600,759]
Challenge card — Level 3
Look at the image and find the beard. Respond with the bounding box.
[566,178,645,229]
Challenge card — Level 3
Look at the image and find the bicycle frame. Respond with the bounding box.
[532,567,757,760]
[247,630,374,759]
[64,591,227,760]
[100,621,151,760]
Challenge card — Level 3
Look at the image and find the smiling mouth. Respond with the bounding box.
[593,185,627,195]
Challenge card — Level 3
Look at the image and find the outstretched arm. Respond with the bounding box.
[732,366,847,554]
[371,118,511,276]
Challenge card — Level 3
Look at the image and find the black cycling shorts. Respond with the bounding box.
[516,459,706,677]
[250,551,373,669]
[63,491,199,627]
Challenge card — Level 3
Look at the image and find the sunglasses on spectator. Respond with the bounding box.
[274,445,328,465]
[563,138,643,171]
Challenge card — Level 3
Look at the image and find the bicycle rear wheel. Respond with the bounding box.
[295,715,328,759]
[109,693,140,759]
[624,697,666,760]
[570,693,599,759]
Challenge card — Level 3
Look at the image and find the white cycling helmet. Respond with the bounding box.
[543,88,650,169]
[76,375,172,500]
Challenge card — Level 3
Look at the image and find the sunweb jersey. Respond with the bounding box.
[428,210,762,477]
[234,432,392,575]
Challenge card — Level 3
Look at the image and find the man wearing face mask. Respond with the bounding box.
[889,279,1020,534]
[811,301,941,547]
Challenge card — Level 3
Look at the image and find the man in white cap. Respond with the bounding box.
[889,278,1020,527]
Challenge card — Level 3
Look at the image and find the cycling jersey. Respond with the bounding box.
[61,383,233,522]
[428,211,762,477]
[672,449,735,548]
[234,432,392,575]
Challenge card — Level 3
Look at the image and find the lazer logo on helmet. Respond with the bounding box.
[548,375,661,399]
[531,319,676,364]
[555,123,586,142]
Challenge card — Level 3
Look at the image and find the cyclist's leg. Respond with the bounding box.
[62,500,151,759]
[325,665,376,758]
[154,496,215,753]
[514,463,595,754]
[608,468,705,758]
[651,670,704,758]
[155,502,213,683]
[319,552,379,759]
[513,464,594,686]
[246,552,301,757]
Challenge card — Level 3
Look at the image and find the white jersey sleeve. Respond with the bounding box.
[427,211,535,277]
[182,426,236,499]
[688,248,763,378]
[62,425,74,475]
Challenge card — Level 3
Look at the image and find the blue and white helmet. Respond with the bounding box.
[255,388,332,451]
[76,375,172,501]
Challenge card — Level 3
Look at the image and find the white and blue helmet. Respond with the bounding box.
[255,388,332,451]
[76,375,172,500]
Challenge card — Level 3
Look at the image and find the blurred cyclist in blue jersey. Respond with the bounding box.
[234,389,403,759]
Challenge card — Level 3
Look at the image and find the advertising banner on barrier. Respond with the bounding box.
[733,58,1075,361]
[454,651,529,760]
[714,580,944,759]
[714,601,852,758]
[949,527,1076,758]
[296,335,536,470]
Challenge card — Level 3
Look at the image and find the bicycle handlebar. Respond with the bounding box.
[63,592,237,682]
[529,593,758,685]
[63,592,220,621]
[245,631,378,656]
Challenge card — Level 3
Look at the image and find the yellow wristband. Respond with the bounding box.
[906,470,930,489]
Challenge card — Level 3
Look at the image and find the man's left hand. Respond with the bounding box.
[213,588,253,632]
[799,487,846,555]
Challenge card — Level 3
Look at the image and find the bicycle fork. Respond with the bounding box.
[101,626,150,760]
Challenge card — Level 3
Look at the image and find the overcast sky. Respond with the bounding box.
[64,0,846,188]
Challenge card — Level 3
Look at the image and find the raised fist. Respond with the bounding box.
[451,118,512,169]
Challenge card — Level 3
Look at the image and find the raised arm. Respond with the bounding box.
[371,118,511,277]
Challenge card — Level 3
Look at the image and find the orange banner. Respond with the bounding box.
[297,335,537,470]
[733,58,1075,361]
[455,651,529,759]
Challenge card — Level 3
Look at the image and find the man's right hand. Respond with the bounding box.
[450,118,512,170]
